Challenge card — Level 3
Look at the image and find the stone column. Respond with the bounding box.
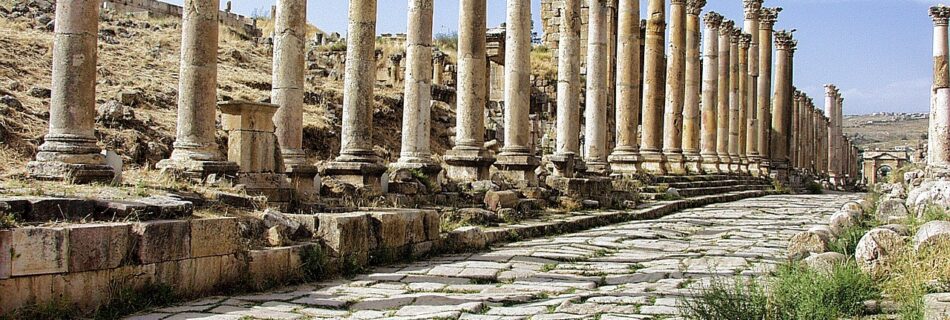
[661,0,688,175]
[681,0,705,173]
[445,0,493,182]
[550,0,583,177]
[605,0,619,157]
[790,90,801,171]
[755,7,780,176]
[271,0,317,192]
[639,0,668,175]
[931,6,950,174]
[769,30,795,183]
[585,0,610,174]
[496,0,539,186]
[700,12,723,174]
[156,0,238,179]
[29,0,115,183]
[394,0,441,180]
[738,33,751,173]
[825,84,839,180]
[728,28,741,172]
[432,52,446,86]
[608,0,643,174]
[743,0,762,174]
[323,0,387,189]
[836,95,845,184]
[716,20,734,172]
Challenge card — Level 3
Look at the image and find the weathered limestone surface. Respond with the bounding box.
[551,0,582,177]
[607,0,642,175]
[29,0,115,183]
[584,0,610,173]
[157,0,239,177]
[932,6,950,174]
[681,0,705,173]
[716,20,734,172]
[639,0,668,175]
[700,12,722,174]
[661,0,688,175]
[144,194,860,319]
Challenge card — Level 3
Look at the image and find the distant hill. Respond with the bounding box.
[843,113,928,152]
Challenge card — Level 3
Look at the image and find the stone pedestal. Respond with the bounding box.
[546,153,578,178]
[29,0,116,184]
[158,0,239,179]
[495,154,540,188]
[444,149,494,182]
[219,101,295,204]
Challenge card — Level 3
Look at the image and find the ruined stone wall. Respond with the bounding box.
[540,0,591,64]
[101,0,262,38]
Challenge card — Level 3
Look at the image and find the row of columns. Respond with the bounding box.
[29,0,859,190]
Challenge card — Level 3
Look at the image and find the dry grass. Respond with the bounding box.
[530,45,557,80]
[878,241,950,319]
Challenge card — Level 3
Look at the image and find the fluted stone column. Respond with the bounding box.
[825,84,839,181]
[550,0,583,177]
[496,0,539,186]
[28,0,115,183]
[769,30,795,183]
[737,33,751,173]
[743,0,762,174]
[394,0,441,180]
[681,0,705,173]
[755,7,779,176]
[323,0,387,189]
[728,28,741,172]
[660,0,688,175]
[609,0,643,174]
[585,0,610,174]
[271,0,317,191]
[700,12,722,174]
[156,0,238,178]
[445,0,494,182]
[640,0,668,175]
[716,20,733,172]
[931,6,950,174]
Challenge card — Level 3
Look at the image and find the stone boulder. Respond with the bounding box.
[924,293,950,320]
[907,181,950,214]
[876,198,910,222]
[829,210,857,236]
[261,209,312,243]
[877,224,911,236]
[803,252,847,274]
[855,228,905,274]
[787,230,831,260]
[913,220,950,251]
[484,190,521,211]
[904,169,924,185]
[842,201,863,214]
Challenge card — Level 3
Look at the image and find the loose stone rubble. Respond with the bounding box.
[128,194,860,320]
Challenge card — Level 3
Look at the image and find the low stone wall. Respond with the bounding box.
[101,0,262,38]
[0,209,441,315]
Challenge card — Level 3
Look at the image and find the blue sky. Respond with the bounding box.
[168,0,943,115]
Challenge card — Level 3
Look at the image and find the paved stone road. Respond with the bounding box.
[129,193,862,320]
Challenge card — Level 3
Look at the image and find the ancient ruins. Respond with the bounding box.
[1,0,949,319]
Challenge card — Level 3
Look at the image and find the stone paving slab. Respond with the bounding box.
[127,194,861,320]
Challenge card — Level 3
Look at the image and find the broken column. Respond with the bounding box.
[551,0,583,177]
[931,5,950,174]
[445,0,494,182]
[639,0,668,175]
[393,0,441,184]
[700,12,723,174]
[585,0,610,174]
[608,0,643,174]
[682,0,706,173]
[769,30,795,183]
[755,7,780,176]
[28,0,115,183]
[716,20,734,172]
[495,0,540,186]
[322,0,387,189]
[661,0,688,175]
[157,0,239,178]
[272,0,317,193]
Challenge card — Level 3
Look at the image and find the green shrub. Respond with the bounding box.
[680,277,772,320]
[804,181,823,194]
[828,224,872,256]
[770,262,880,320]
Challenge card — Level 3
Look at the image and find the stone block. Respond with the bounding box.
[191,256,222,294]
[154,258,195,293]
[219,253,246,286]
[0,230,10,279]
[133,220,191,264]
[11,227,69,276]
[421,210,441,241]
[484,190,521,211]
[25,198,95,221]
[68,223,132,272]
[190,217,241,257]
[54,269,112,312]
[316,212,373,266]
[0,275,56,314]
[286,214,318,235]
[248,247,291,288]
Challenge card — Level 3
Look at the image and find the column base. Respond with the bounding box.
[237,173,296,206]
[585,159,611,176]
[28,160,115,184]
[29,136,116,184]
[663,152,687,175]
[545,153,578,178]
[444,148,495,182]
[738,157,750,174]
[284,163,319,200]
[701,153,721,173]
[718,155,733,173]
[768,160,790,186]
[640,151,667,175]
[322,160,387,191]
[494,152,539,188]
[683,152,703,174]
[729,156,741,172]
[156,158,240,180]
[389,160,443,192]
[748,160,762,177]
[608,151,642,175]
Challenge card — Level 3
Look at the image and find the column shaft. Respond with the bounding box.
[728,29,741,171]
[681,0,705,173]
[700,12,722,173]
[273,0,311,170]
[770,30,795,182]
[756,8,778,174]
[552,0,583,177]
[716,21,733,171]
[609,0,643,174]
[661,0,687,174]
[743,1,762,169]
[738,34,751,172]
[585,0,610,172]
[496,0,539,185]
[640,0,668,174]
[396,0,438,169]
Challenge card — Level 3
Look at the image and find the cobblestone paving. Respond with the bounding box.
[129,194,862,320]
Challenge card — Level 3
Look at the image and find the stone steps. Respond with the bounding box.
[639,175,773,201]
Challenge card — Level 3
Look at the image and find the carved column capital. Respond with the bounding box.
[743,0,763,20]
[686,0,706,16]
[774,29,795,50]
[703,11,723,28]
[739,33,752,48]
[758,7,781,28]
[932,6,950,26]
[730,27,743,43]
[719,20,735,36]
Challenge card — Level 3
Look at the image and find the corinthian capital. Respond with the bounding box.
[720,20,735,36]
[686,0,706,16]
[703,11,723,28]
[774,29,794,50]
[739,33,752,48]
[730,27,743,43]
[758,7,781,27]
[743,0,762,19]
[931,6,950,26]
[825,84,837,96]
